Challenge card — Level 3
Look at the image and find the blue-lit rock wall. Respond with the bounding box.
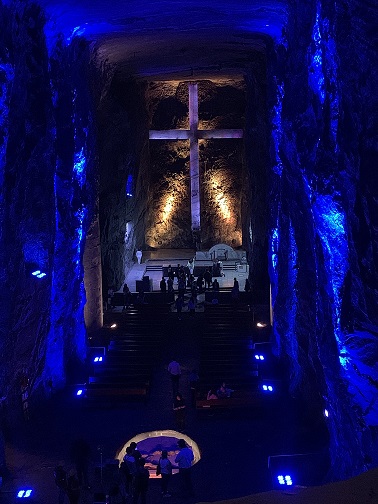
[269,0,378,479]
[0,0,96,404]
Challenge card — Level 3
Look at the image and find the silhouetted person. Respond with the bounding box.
[191,279,197,297]
[133,458,149,504]
[54,464,67,504]
[231,285,239,306]
[168,359,181,395]
[160,277,167,294]
[123,446,137,496]
[244,278,251,293]
[159,450,173,497]
[178,275,186,297]
[119,460,130,503]
[107,286,114,310]
[189,369,199,407]
[204,269,212,289]
[173,393,186,431]
[212,278,219,299]
[123,283,131,310]
[175,295,184,321]
[66,470,80,504]
[129,442,141,461]
[70,438,91,488]
[197,274,204,293]
[188,296,196,316]
[217,382,234,398]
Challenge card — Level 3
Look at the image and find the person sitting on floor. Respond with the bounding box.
[217,382,234,398]
[207,389,218,400]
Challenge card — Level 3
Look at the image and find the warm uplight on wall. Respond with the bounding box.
[210,174,231,221]
[215,192,231,219]
[162,194,175,221]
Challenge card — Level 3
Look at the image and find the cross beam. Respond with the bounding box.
[149,83,243,232]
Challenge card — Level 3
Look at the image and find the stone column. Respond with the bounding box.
[84,212,103,332]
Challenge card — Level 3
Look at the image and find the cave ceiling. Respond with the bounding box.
[38,0,288,79]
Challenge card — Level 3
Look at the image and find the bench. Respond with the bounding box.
[105,351,157,360]
[108,343,160,350]
[196,392,260,410]
[94,358,153,367]
[93,369,152,379]
[88,376,150,386]
[201,349,251,356]
[83,384,148,401]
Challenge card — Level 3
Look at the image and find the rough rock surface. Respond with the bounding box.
[146,79,245,250]
[0,0,377,491]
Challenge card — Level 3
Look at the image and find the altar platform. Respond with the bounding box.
[123,248,249,293]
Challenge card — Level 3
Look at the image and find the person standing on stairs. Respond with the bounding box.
[173,393,186,431]
[168,359,181,396]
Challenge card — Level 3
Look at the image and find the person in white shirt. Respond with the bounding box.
[158,450,172,497]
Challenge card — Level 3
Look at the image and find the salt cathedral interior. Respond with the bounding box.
[0,0,378,502]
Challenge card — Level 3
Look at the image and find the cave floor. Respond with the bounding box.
[1,302,328,504]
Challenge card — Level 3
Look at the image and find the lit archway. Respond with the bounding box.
[116,430,201,478]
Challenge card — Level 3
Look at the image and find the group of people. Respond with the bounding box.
[161,265,252,310]
[207,382,235,401]
[161,263,222,296]
[107,282,148,312]
[54,438,195,503]
[107,261,252,313]
[155,438,195,498]
[119,439,194,502]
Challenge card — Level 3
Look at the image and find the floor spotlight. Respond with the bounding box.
[31,270,47,278]
[262,384,274,392]
[254,354,265,360]
[277,474,293,486]
[17,489,33,498]
[269,452,329,489]
[256,322,268,328]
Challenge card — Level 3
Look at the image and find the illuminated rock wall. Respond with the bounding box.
[0,2,96,402]
[146,80,245,249]
[269,0,378,479]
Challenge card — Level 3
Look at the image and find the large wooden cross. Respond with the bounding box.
[149,82,243,232]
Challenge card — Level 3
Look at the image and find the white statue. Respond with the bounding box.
[136,250,143,264]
